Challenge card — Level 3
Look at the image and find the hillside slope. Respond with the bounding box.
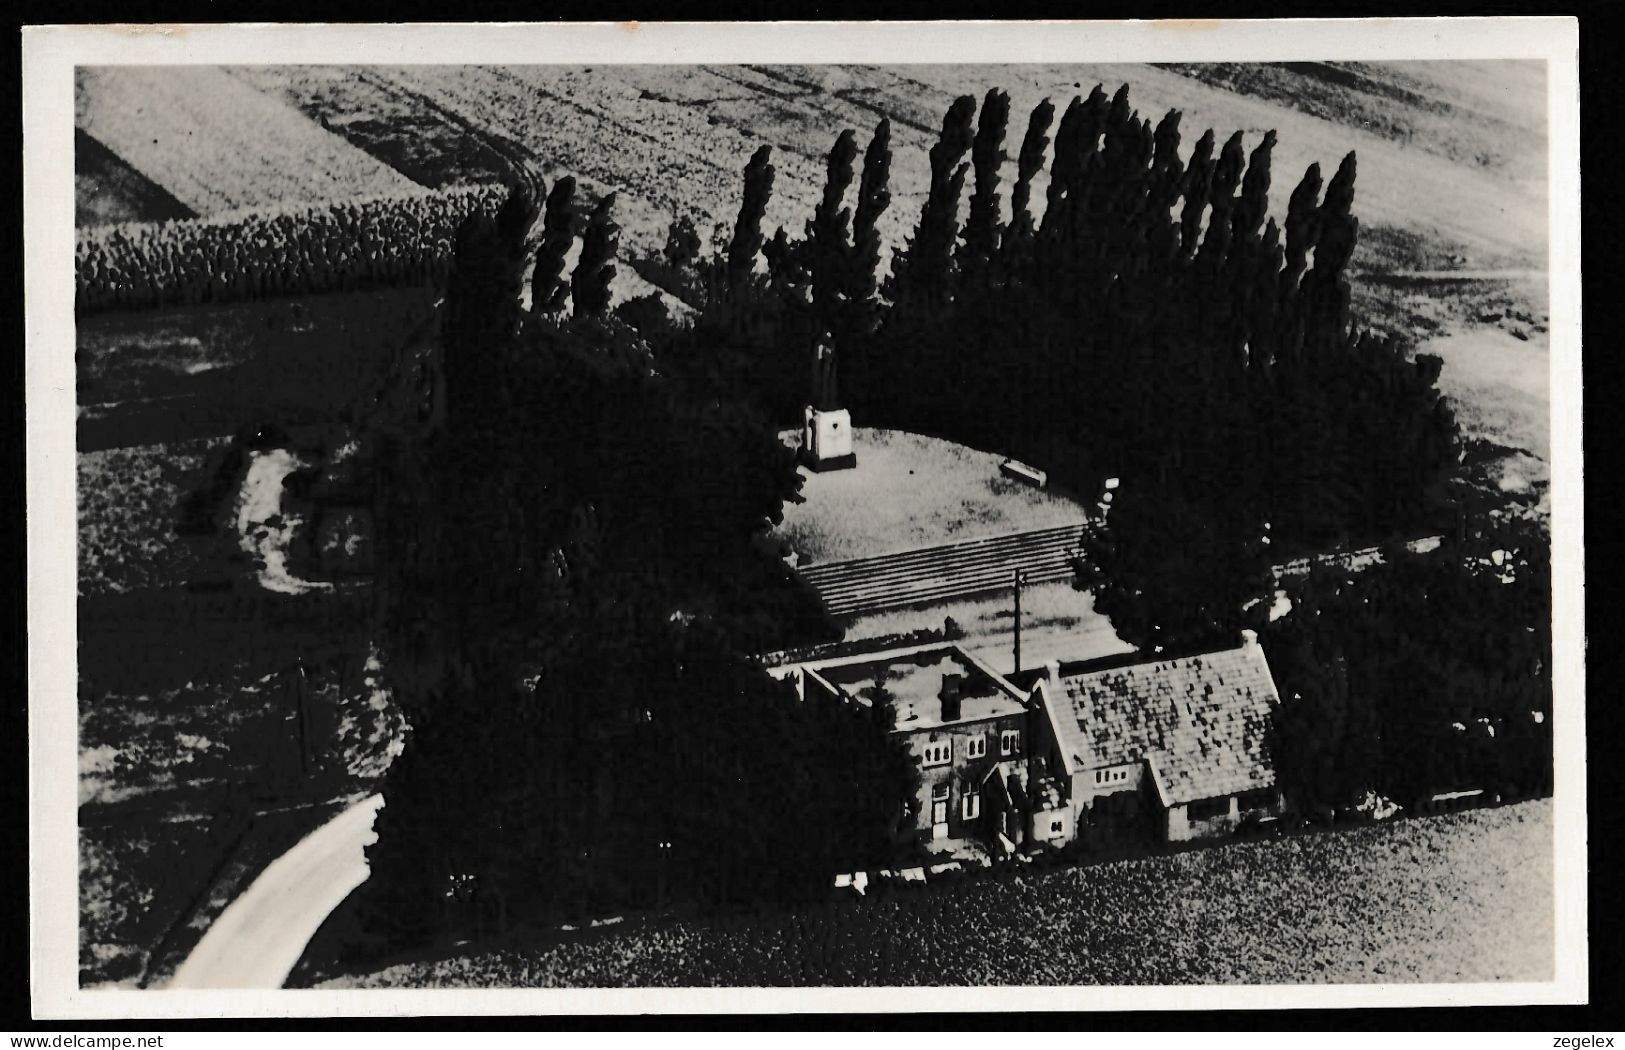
[317,799,1552,987]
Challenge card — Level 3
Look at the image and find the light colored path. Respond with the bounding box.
[168,794,383,989]
[1382,269,1548,282]
[1422,326,1551,463]
[235,448,334,595]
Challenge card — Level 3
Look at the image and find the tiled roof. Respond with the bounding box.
[1042,642,1280,806]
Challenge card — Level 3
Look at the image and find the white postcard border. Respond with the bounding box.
[24,17,1586,1018]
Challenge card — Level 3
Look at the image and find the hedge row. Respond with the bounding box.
[76,185,509,313]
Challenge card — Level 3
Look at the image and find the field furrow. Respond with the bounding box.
[373,65,756,258]
[1158,61,1548,189]
[222,66,516,189]
[228,63,1543,280]
[896,63,1547,270]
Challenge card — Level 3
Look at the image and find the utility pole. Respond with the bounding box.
[1012,567,1023,677]
[292,658,313,778]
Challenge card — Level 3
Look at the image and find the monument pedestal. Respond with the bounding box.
[802,405,857,472]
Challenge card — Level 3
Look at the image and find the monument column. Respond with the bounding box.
[802,329,856,472]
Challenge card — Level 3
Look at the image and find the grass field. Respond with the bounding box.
[79,586,397,808]
[77,585,404,982]
[86,63,1545,275]
[224,66,518,190]
[78,654,301,812]
[78,286,439,452]
[317,799,1551,988]
[1159,61,1547,191]
[75,62,1552,484]
[75,128,195,227]
[75,62,1552,473]
[79,815,232,987]
[76,66,425,215]
[772,428,1090,563]
[70,62,1553,988]
[77,439,226,597]
[1424,324,1551,463]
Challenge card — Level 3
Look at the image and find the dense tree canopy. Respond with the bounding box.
[1264,515,1552,810]
[353,181,916,951]
[651,87,1456,583]
[622,85,1477,668]
[632,86,1542,819]
[348,87,1542,947]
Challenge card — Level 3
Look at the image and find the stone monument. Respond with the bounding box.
[802,331,856,472]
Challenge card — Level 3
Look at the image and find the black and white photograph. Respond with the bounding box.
[22,19,1585,1017]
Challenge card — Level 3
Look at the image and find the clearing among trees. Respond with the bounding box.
[772,428,1089,564]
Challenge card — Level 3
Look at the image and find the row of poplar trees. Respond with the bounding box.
[348,176,918,954]
[670,84,1459,654]
[667,84,1549,812]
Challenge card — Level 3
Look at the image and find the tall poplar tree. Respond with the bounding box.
[531,176,577,316]
[1179,129,1216,259]
[727,146,776,285]
[808,129,859,329]
[1005,97,1055,271]
[959,88,1011,284]
[849,117,893,312]
[572,193,619,319]
[1282,162,1323,292]
[891,94,976,306]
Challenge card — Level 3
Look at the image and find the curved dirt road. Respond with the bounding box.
[168,794,384,989]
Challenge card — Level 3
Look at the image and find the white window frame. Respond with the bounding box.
[962,790,981,821]
[931,782,951,802]
[1000,729,1020,756]
[966,735,987,760]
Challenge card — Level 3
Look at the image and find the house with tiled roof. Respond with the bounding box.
[770,643,1035,851]
[1028,631,1286,843]
[770,631,1287,855]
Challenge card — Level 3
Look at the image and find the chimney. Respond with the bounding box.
[939,672,965,724]
[1241,628,1259,651]
[1032,660,1061,708]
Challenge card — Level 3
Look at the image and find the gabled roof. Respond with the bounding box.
[793,643,1029,732]
[1039,641,1280,806]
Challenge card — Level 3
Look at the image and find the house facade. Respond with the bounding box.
[771,632,1286,857]
[781,644,1032,849]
